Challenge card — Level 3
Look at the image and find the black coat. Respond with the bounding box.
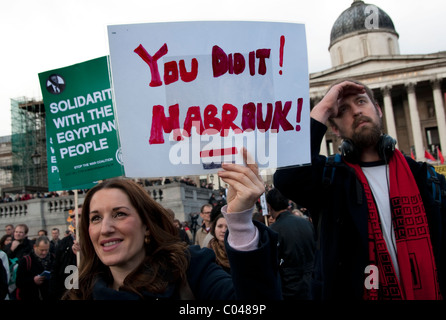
[49,235,76,300]
[274,118,446,300]
[270,211,315,299]
[15,252,55,300]
[4,237,33,261]
[92,220,282,300]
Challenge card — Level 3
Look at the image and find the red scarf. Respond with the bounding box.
[345,149,441,300]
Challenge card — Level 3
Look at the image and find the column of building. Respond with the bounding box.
[406,82,424,161]
[381,80,446,162]
[431,78,446,155]
[381,85,398,141]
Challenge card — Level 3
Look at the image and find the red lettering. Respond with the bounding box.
[257,103,273,132]
[134,43,168,87]
[149,99,300,145]
[249,51,255,76]
[204,104,222,134]
[183,106,204,137]
[221,104,242,136]
[179,58,198,82]
[228,54,234,74]
[212,45,228,78]
[256,49,271,75]
[233,53,245,75]
[149,104,182,144]
[296,98,303,131]
[271,100,293,132]
[242,102,256,132]
[164,61,179,85]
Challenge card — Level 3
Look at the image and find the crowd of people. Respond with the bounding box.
[0,175,318,301]
[0,79,445,302]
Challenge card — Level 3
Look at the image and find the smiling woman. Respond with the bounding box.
[63,149,282,300]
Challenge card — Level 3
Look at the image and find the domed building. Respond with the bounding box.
[310,0,446,164]
[329,0,399,66]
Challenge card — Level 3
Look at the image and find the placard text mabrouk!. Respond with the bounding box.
[108,21,310,177]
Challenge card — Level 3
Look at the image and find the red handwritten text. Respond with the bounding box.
[135,43,198,87]
[212,45,271,77]
[149,99,302,144]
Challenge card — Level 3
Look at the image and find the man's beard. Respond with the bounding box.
[349,115,382,150]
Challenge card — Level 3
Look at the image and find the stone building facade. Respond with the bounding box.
[311,0,446,161]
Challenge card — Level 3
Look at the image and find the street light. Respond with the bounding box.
[31,150,41,188]
[31,150,41,166]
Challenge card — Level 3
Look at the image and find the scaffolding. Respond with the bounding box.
[0,135,13,190]
[9,97,48,194]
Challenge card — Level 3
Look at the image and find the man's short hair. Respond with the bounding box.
[34,236,50,247]
[15,223,29,235]
[200,204,212,213]
[266,188,289,212]
[326,78,377,127]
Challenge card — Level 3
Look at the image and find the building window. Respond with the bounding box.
[362,38,369,56]
[387,37,395,55]
[337,47,344,65]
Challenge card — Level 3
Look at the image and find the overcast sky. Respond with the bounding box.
[0,0,444,137]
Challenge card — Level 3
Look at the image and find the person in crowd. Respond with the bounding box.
[4,224,33,261]
[37,230,47,237]
[182,222,193,243]
[274,79,446,300]
[172,219,191,245]
[0,235,12,251]
[50,205,81,300]
[166,208,191,245]
[0,248,9,299]
[63,148,281,300]
[4,224,14,236]
[202,203,224,248]
[194,204,213,248]
[207,213,230,273]
[15,236,54,300]
[50,227,61,254]
[266,188,316,300]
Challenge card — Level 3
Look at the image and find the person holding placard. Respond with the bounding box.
[63,148,281,300]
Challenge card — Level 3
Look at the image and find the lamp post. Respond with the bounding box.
[31,150,41,186]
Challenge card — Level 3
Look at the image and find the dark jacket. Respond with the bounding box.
[49,235,76,300]
[15,252,55,300]
[270,211,315,299]
[274,118,446,300]
[4,238,33,261]
[92,221,281,300]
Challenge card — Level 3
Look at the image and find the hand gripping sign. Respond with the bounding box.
[108,21,310,177]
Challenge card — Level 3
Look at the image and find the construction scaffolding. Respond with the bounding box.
[0,135,13,190]
[9,97,48,194]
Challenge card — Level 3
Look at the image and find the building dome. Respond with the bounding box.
[330,0,398,48]
[328,0,400,67]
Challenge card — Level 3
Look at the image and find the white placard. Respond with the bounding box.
[108,21,310,177]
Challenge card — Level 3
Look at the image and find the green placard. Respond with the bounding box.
[39,56,124,190]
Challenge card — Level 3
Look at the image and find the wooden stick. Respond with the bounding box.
[74,189,80,267]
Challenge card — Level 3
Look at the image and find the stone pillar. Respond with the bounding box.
[431,78,446,154]
[406,82,424,161]
[381,85,398,141]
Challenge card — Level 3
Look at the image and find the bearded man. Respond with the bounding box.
[274,79,446,300]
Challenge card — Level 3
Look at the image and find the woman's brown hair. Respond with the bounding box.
[63,178,189,299]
